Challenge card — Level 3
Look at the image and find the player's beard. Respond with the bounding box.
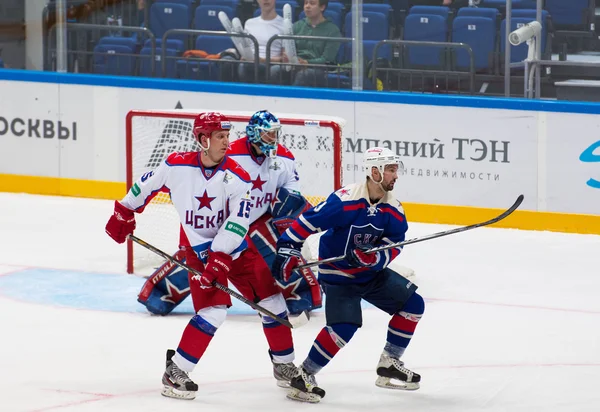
[381,179,396,192]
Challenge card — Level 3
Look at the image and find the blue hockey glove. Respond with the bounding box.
[272,242,304,283]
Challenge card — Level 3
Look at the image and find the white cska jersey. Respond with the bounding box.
[120,152,252,261]
[227,136,301,224]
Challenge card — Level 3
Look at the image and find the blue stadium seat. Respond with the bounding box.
[457,6,499,21]
[299,10,341,29]
[93,44,136,76]
[201,0,239,9]
[326,2,345,15]
[195,5,235,30]
[452,16,496,71]
[403,14,447,67]
[98,36,139,52]
[177,35,234,80]
[545,0,592,29]
[162,0,196,8]
[515,1,537,8]
[344,11,388,41]
[143,38,186,52]
[149,2,190,49]
[139,47,179,78]
[479,0,520,10]
[341,40,392,64]
[353,4,393,19]
[408,5,450,20]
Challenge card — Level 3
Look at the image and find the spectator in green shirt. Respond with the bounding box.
[272,0,342,87]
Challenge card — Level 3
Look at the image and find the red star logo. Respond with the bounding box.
[196,190,216,210]
[338,188,350,196]
[277,278,303,301]
[251,175,267,191]
[160,278,191,304]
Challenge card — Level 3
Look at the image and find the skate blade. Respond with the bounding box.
[286,387,322,403]
[375,376,420,391]
[161,385,197,400]
[276,379,291,389]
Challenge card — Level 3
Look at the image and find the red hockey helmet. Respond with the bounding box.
[193,112,232,140]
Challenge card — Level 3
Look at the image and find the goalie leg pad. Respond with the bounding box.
[138,249,190,315]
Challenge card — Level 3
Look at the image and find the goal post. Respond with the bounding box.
[125,109,345,275]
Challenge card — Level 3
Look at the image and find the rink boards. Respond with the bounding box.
[0,69,599,234]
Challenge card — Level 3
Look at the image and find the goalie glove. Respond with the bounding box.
[272,242,304,283]
[345,245,380,268]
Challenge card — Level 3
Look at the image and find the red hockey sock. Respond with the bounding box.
[176,317,215,366]
[263,320,294,363]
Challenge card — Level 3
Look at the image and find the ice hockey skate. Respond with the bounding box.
[269,350,298,388]
[375,353,421,390]
[287,367,326,403]
[161,349,199,400]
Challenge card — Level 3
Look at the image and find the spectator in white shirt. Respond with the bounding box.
[237,0,285,83]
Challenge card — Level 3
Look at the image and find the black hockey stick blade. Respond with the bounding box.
[128,235,293,328]
[296,194,524,271]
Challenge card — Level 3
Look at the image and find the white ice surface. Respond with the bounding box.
[1,192,599,412]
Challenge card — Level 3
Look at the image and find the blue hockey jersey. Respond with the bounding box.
[280,182,408,284]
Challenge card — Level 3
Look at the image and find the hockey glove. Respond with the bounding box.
[346,245,380,268]
[105,201,136,244]
[272,242,304,283]
[197,251,233,289]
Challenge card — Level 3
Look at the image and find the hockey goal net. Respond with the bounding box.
[126,109,344,275]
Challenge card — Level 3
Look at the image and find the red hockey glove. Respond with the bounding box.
[346,246,380,268]
[105,201,136,244]
[198,251,233,289]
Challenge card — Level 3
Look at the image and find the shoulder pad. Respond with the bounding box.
[165,152,200,166]
[276,144,295,160]
[334,184,354,199]
[223,156,251,182]
[227,138,250,156]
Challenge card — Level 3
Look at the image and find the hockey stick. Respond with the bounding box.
[296,194,524,271]
[128,235,293,328]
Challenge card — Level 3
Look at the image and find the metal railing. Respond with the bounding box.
[265,35,353,87]
[372,40,476,94]
[161,29,260,82]
[47,23,155,75]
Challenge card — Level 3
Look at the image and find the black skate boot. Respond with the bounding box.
[375,353,420,390]
[269,350,299,388]
[161,349,199,400]
[287,367,326,403]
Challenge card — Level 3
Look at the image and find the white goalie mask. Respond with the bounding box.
[363,147,403,183]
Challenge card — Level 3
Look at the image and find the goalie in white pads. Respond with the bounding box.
[272,147,425,403]
[106,112,298,400]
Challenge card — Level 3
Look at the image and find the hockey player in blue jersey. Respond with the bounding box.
[272,147,425,403]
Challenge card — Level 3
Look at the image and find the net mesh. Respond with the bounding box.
[128,111,342,274]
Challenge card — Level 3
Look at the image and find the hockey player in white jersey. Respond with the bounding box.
[105,112,298,400]
[137,110,322,324]
[272,147,424,403]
